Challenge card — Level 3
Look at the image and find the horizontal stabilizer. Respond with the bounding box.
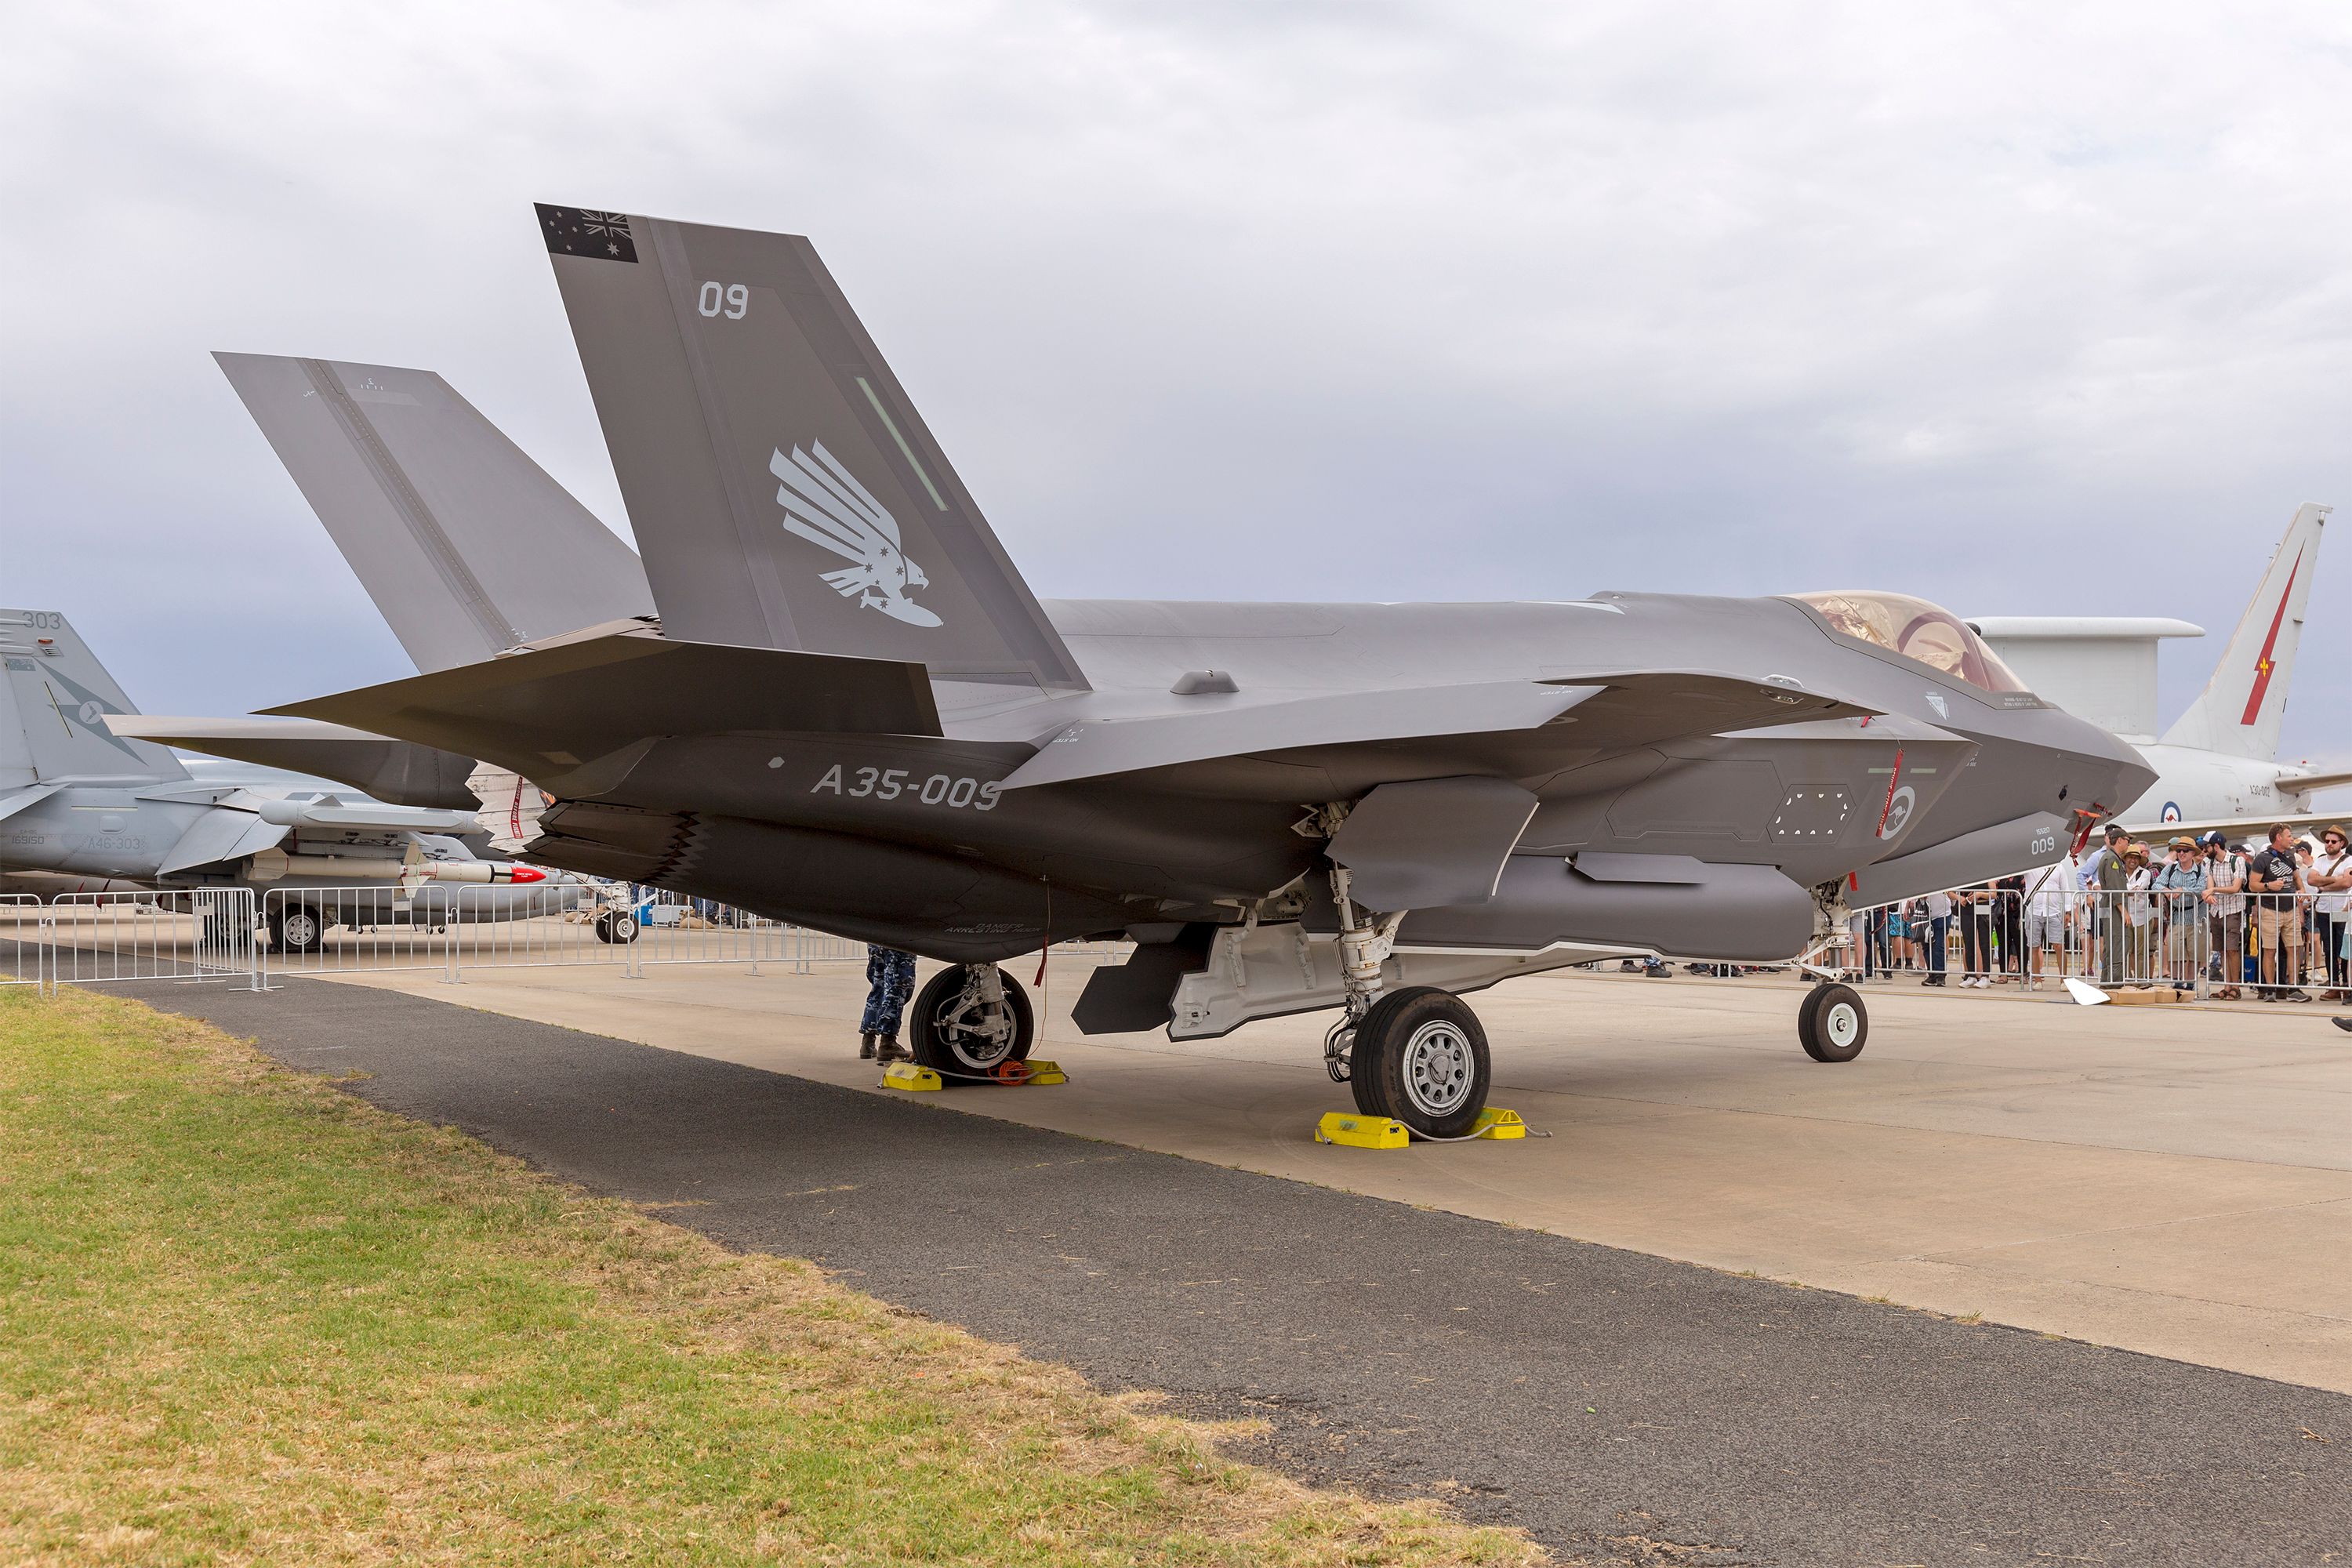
[265,632,943,779]
[105,715,481,811]
[2283,768,2352,799]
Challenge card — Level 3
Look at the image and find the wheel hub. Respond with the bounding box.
[1400,1019,1474,1116]
[938,978,1016,1068]
[1824,1000,1860,1048]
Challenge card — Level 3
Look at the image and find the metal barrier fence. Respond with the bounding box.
[1852,887,2345,997]
[3,889,262,993]
[252,884,900,985]
[2,894,45,987]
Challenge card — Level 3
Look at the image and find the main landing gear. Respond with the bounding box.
[1798,981,1868,1062]
[909,964,1036,1083]
[1323,860,1494,1140]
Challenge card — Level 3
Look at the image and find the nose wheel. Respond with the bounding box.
[1798,982,1867,1062]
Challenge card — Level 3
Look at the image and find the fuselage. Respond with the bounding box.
[522,592,2154,961]
[2115,743,2337,829]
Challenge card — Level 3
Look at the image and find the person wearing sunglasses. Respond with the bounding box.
[2313,826,2352,1003]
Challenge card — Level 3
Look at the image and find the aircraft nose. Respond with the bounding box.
[2069,729,2157,824]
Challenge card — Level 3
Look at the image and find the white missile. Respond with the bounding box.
[244,848,547,885]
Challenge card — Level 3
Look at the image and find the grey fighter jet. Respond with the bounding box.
[200,206,2153,1135]
[1,609,574,951]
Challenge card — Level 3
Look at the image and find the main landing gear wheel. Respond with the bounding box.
[1347,985,1491,1139]
[1798,982,1867,1062]
[910,964,1035,1085]
[594,910,640,944]
[269,903,328,955]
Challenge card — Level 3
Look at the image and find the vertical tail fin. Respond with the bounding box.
[535,204,1087,691]
[213,354,655,673]
[0,610,187,786]
[2161,503,2329,760]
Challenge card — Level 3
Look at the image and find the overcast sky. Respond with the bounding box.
[5,2,2347,768]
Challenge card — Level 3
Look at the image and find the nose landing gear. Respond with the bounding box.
[1799,981,1868,1062]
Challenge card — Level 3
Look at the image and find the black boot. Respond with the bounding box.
[878,1036,911,1063]
[858,1033,877,1060]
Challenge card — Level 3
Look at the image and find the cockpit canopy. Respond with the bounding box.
[1790,591,2031,694]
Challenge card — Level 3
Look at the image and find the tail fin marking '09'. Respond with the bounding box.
[2160,503,2329,760]
[0,610,187,788]
[536,204,1087,691]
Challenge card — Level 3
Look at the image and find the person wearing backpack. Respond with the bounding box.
[2154,836,2212,995]
[2246,823,2308,1002]
[2201,830,2248,1000]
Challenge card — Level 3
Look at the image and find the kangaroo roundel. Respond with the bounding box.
[769,441,942,628]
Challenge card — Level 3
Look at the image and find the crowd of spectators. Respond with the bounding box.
[1848,822,2351,1003]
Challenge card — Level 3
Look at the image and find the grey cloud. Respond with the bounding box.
[2,0,2344,768]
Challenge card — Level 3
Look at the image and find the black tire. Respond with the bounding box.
[1348,986,1490,1138]
[909,965,1034,1084]
[594,911,640,945]
[1799,982,1867,1062]
[269,903,328,955]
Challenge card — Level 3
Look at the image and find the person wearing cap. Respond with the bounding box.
[2312,825,2351,1002]
[2079,823,2133,985]
[2154,835,2212,995]
[2201,829,2248,1000]
[2119,844,2157,982]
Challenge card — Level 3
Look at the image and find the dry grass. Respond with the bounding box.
[0,988,1544,1566]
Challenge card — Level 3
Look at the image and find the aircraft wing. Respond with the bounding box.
[264,631,944,779]
[998,672,1867,793]
[106,715,482,810]
[2114,808,2349,842]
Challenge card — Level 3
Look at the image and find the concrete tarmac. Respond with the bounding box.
[120,972,2350,1567]
[310,958,2352,1394]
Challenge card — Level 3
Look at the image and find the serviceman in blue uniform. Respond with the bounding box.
[859,946,917,1061]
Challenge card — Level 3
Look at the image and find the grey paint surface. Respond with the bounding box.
[1328,775,1538,908]
[540,207,1085,689]
[215,354,654,671]
[243,212,2159,1002]
[119,978,2352,1568]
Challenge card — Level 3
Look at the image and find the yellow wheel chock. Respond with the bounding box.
[1313,1107,1530,1147]
[1469,1106,1526,1139]
[882,1061,1067,1091]
[1316,1112,1410,1148]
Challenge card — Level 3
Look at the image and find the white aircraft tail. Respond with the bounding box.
[2160,503,2329,760]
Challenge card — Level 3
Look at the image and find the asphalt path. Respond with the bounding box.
[118,978,2350,1567]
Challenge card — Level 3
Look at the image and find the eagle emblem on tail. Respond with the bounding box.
[768,442,942,627]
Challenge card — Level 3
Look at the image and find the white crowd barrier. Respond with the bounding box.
[1851,885,2344,997]
[5,889,262,993]
[2,894,47,988]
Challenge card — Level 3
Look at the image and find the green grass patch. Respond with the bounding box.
[0,989,1544,1566]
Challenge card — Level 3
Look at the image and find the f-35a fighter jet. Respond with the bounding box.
[224,205,2154,1137]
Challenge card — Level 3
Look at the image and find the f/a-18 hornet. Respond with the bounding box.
[209,205,2156,1136]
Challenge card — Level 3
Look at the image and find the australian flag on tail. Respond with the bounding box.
[536,205,637,263]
